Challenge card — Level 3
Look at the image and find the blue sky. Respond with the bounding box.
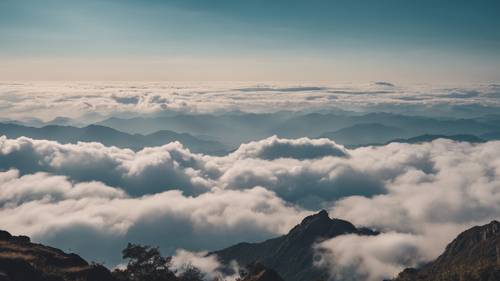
[1,0,499,81]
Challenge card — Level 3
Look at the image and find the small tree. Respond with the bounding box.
[177,263,204,281]
[116,243,176,281]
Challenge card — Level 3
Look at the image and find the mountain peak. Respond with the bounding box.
[317,209,329,218]
[298,209,329,225]
[214,212,377,281]
[287,210,358,240]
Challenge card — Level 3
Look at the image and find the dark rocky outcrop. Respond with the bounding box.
[241,263,285,281]
[212,210,377,281]
[393,220,500,281]
[0,230,115,281]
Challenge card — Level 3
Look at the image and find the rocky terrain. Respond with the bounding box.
[0,230,114,281]
[393,220,500,281]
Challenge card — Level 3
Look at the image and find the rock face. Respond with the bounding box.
[241,263,285,281]
[393,220,500,281]
[0,230,115,281]
[213,210,377,281]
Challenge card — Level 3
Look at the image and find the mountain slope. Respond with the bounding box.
[212,210,377,281]
[393,220,500,281]
[241,263,285,281]
[0,230,115,281]
[0,123,226,155]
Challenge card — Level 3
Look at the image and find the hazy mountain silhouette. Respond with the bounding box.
[98,113,500,148]
[98,113,293,148]
[392,220,500,281]
[0,123,227,155]
[273,112,500,139]
[212,210,378,281]
[386,134,486,144]
[481,131,500,141]
[320,123,409,145]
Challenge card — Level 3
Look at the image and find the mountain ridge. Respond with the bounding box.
[0,122,227,155]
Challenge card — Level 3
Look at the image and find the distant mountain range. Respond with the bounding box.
[0,123,227,155]
[320,123,410,146]
[1,117,499,156]
[386,134,486,145]
[96,112,500,148]
[0,213,499,281]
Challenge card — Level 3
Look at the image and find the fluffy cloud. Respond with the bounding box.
[170,250,240,281]
[2,135,500,279]
[0,136,379,205]
[0,136,212,196]
[314,140,500,280]
[0,169,125,206]
[231,136,347,160]
[315,233,431,281]
[0,168,309,265]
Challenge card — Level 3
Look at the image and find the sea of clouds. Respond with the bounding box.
[1,81,500,123]
[1,134,500,280]
[1,80,500,280]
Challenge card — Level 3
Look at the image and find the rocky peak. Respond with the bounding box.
[214,211,377,281]
[286,210,360,243]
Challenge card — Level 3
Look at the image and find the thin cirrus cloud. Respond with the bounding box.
[1,135,500,280]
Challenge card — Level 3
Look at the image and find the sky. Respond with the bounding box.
[1,0,499,82]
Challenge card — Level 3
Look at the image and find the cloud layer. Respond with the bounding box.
[1,135,500,280]
[1,82,499,123]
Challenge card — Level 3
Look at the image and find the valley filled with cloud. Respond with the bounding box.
[1,130,499,280]
[2,1,500,280]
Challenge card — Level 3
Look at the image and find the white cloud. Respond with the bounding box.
[0,168,309,265]
[170,250,240,281]
[315,140,500,280]
[0,136,213,196]
[315,233,431,281]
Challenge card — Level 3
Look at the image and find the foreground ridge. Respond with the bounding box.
[393,220,500,281]
[0,230,114,281]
